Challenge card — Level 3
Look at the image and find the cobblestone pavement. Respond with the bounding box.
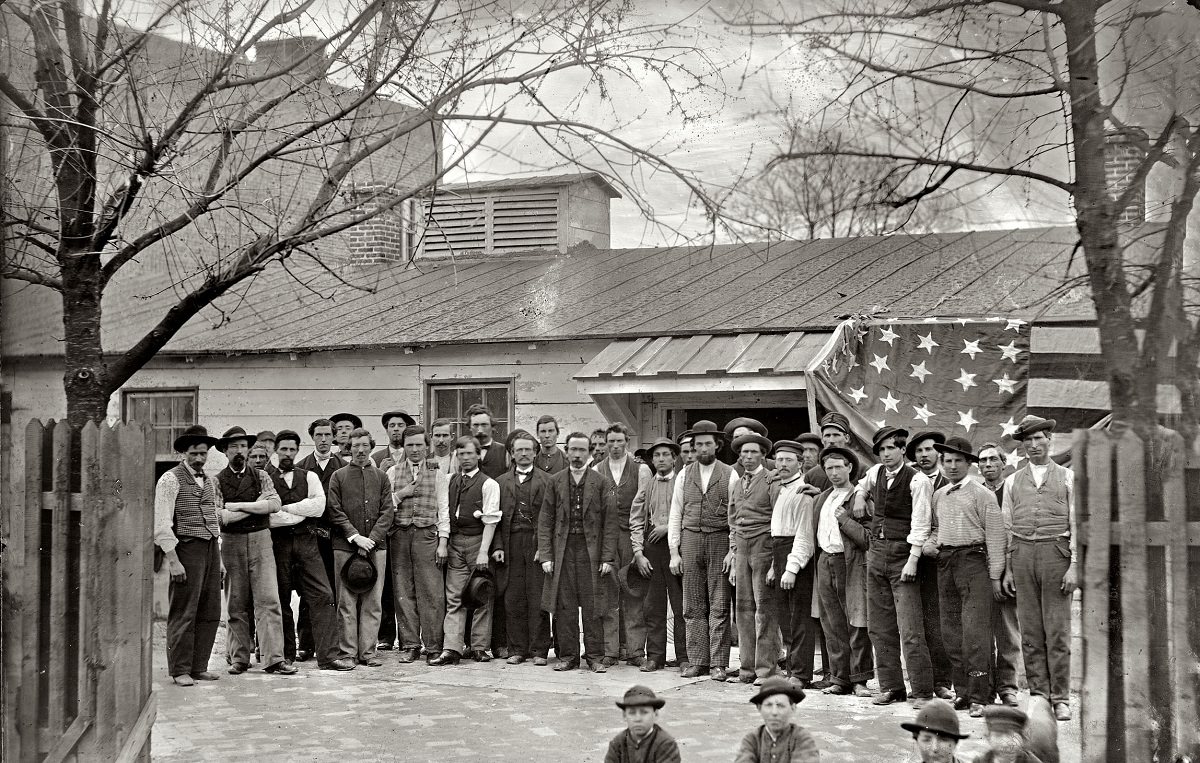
[151,624,1080,762]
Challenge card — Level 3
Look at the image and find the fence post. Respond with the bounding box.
[19,420,45,756]
[1163,430,1198,755]
[1080,428,1112,763]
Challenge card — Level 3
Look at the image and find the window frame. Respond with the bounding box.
[121,387,199,460]
[424,379,515,442]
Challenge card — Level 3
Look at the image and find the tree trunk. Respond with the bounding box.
[60,255,110,428]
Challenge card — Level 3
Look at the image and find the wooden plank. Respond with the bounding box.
[120,423,153,750]
[47,419,72,735]
[3,419,31,763]
[41,713,89,763]
[1079,429,1111,763]
[19,419,44,756]
[135,424,158,705]
[78,422,101,727]
[114,691,156,763]
[1115,429,1151,761]
[87,423,123,758]
[1162,431,1198,755]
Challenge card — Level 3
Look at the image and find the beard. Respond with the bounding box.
[278,456,294,471]
[230,453,246,469]
[697,451,716,465]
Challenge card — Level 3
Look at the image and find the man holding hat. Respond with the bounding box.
[214,426,294,675]
[629,437,687,673]
[154,425,225,686]
[1001,415,1077,721]
[668,420,735,681]
[908,430,955,702]
[329,412,363,460]
[735,676,820,762]
[901,698,972,763]
[605,686,681,763]
[930,436,1006,716]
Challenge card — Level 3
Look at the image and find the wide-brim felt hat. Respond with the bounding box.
[617,562,651,599]
[380,410,416,428]
[748,675,805,706]
[819,446,860,480]
[731,433,772,455]
[1013,415,1056,441]
[464,567,495,609]
[871,426,910,454]
[646,437,681,457]
[218,426,256,452]
[724,417,768,439]
[173,425,220,453]
[906,430,946,462]
[329,412,363,429]
[616,684,665,709]
[688,420,725,440]
[901,698,968,740]
[819,412,851,434]
[340,550,378,594]
[934,436,979,463]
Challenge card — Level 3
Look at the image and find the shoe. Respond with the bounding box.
[506,655,525,665]
[681,665,709,678]
[587,659,608,674]
[377,642,394,651]
[533,657,548,666]
[553,659,580,672]
[853,683,873,698]
[811,679,835,690]
[934,685,956,701]
[601,656,619,668]
[357,658,384,668]
[429,650,460,666]
[495,646,510,659]
[295,651,311,662]
[823,683,849,695]
[284,659,294,667]
[264,662,299,675]
[639,660,661,673]
[626,656,644,667]
[1054,703,1072,721]
[953,696,972,711]
[171,675,195,686]
[873,690,907,705]
[912,697,932,709]
[227,663,249,675]
[321,659,357,671]
[970,703,985,718]
[397,648,420,664]
[471,650,492,663]
[752,676,764,687]
[665,658,679,668]
[737,670,755,684]
[710,668,730,682]
[1000,692,1020,707]
[190,671,220,681]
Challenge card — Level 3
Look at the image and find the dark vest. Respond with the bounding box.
[510,470,537,532]
[218,467,268,533]
[270,467,312,535]
[477,441,507,480]
[298,452,344,529]
[601,456,641,531]
[168,463,220,539]
[450,471,486,535]
[870,463,916,541]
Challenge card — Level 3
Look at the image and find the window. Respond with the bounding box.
[427,381,512,441]
[123,389,198,459]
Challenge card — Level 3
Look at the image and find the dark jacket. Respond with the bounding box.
[604,725,681,763]
[814,486,870,628]
[327,461,395,552]
[477,440,508,479]
[537,467,617,613]
[497,467,552,557]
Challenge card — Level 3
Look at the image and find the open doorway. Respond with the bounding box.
[677,407,811,463]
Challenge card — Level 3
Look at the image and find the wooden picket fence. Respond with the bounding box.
[1,420,157,762]
[1075,427,1200,763]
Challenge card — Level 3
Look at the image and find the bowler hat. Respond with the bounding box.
[464,567,495,609]
[871,426,909,454]
[646,437,681,458]
[329,412,363,429]
[731,433,772,455]
[616,685,665,710]
[748,675,805,706]
[901,698,969,740]
[380,410,416,428]
[934,436,979,463]
[173,425,220,453]
[218,426,256,452]
[256,430,276,442]
[819,446,860,480]
[340,550,378,594]
[724,417,768,439]
[689,420,725,440]
[981,705,1028,735]
[819,412,851,435]
[1013,415,1056,441]
[617,562,650,600]
[794,433,823,449]
[906,430,946,462]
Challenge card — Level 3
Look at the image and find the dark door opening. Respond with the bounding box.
[679,407,812,463]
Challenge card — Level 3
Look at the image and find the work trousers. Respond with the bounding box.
[603,529,646,660]
[379,548,396,648]
[643,536,686,665]
[223,529,285,669]
[937,545,995,704]
[867,538,934,697]
[443,533,492,654]
[919,554,954,690]
[332,547,387,661]
[1011,537,1073,704]
[505,529,550,658]
[774,537,826,682]
[166,537,223,677]
[681,529,731,669]
[556,534,604,661]
[734,532,780,678]
[816,551,873,686]
[991,595,1022,697]
[298,533,335,653]
[389,524,446,654]
[273,531,339,667]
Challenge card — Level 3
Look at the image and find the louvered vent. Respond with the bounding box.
[422,189,560,257]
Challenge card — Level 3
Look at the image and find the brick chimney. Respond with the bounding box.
[255,36,328,79]
[1105,127,1149,224]
[345,185,418,266]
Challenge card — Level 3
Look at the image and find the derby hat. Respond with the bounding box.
[1013,415,1056,441]
[340,550,378,594]
[617,562,651,600]
[646,436,681,458]
[819,446,860,480]
[934,436,979,463]
[218,426,256,452]
[675,430,695,445]
[616,685,666,710]
[731,433,772,455]
[463,567,495,609]
[633,448,649,462]
[981,705,1028,735]
[688,420,725,441]
[748,675,806,706]
[901,698,969,740]
[329,412,363,429]
[724,417,769,439]
[906,430,946,462]
[819,412,851,435]
[380,410,416,428]
[794,433,823,449]
[871,426,910,454]
[173,425,220,453]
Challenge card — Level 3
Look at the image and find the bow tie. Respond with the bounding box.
[655,475,671,481]
[192,470,206,478]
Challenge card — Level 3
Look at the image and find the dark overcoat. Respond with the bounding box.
[813,486,870,628]
[537,468,617,614]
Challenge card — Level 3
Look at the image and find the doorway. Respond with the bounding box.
[678,407,811,462]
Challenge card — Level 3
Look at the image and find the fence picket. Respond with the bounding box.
[78,421,101,727]
[1116,430,1151,761]
[47,419,73,738]
[1163,432,1199,754]
[1080,429,1112,763]
[19,419,44,757]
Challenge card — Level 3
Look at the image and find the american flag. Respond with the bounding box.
[808,317,1030,467]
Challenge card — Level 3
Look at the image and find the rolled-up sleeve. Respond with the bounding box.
[154,471,181,552]
[480,477,502,524]
[668,469,686,555]
[785,495,815,573]
[906,472,933,555]
[436,471,451,538]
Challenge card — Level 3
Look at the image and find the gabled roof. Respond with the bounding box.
[431,172,622,198]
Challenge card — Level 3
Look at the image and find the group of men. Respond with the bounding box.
[154,403,1077,729]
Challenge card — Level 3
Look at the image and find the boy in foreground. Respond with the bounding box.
[605,685,681,763]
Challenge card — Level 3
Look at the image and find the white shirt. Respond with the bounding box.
[816,487,854,554]
[387,459,452,537]
[459,468,502,525]
[269,470,327,528]
[515,466,534,483]
[854,463,934,556]
[769,474,809,538]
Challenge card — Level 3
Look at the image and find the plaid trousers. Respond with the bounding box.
[681,528,731,669]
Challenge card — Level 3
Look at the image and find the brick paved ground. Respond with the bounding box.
[151,623,1080,762]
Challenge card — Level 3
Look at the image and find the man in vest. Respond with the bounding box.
[497,429,553,664]
[769,440,821,688]
[630,437,687,673]
[329,412,362,460]
[597,422,653,667]
[538,431,618,672]
[155,426,224,686]
[327,428,395,666]
[430,436,502,665]
[385,424,450,664]
[268,430,354,671]
[214,426,295,675]
[851,426,935,706]
[535,414,569,475]
[464,404,508,656]
[907,431,954,701]
[1001,416,1077,722]
[375,410,417,653]
[724,417,775,474]
[727,431,779,685]
[294,418,345,661]
[978,442,1021,708]
[667,420,735,682]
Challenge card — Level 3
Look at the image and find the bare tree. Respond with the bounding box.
[0,0,725,427]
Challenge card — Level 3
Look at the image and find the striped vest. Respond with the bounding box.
[218,467,268,533]
[1009,462,1071,539]
[871,463,916,541]
[394,460,441,529]
[168,463,220,540]
[681,461,732,533]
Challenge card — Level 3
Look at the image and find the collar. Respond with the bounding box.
[655,470,675,481]
[315,450,333,460]
[569,466,588,479]
[947,477,969,492]
[983,479,1004,491]
[461,468,480,478]
[743,464,764,476]
[516,466,533,475]
[779,472,804,486]
[883,463,904,478]
[230,468,246,476]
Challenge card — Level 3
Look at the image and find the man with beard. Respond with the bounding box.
[268,430,354,671]
[429,418,458,474]
[497,429,553,664]
[327,428,395,666]
[155,426,224,686]
[330,412,362,460]
[907,430,955,702]
[215,427,295,676]
[667,420,735,682]
[539,432,617,672]
[464,404,508,656]
[294,418,345,661]
[385,424,450,664]
[535,415,569,475]
[727,431,779,685]
[978,442,1021,708]
[374,409,417,652]
[768,440,820,688]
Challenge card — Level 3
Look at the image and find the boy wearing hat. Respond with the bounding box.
[329,413,362,459]
[901,698,972,763]
[728,431,780,684]
[1001,416,1076,721]
[930,437,1006,716]
[735,676,820,762]
[605,686,681,763]
[974,704,1054,763]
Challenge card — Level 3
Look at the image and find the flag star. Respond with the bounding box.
[913,403,935,423]
[993,373,1017,395]
[998,341,1021,363]
[869,354,890,374]
[1005,449,1023,468]
[961,339,983,360]
[1000,417,1019,438]
[917,333,939,354]
[881,392,900,412]
[910,361,931,383]
[848,386,868,404]
[878,326,900,345]
[957,409,978,431]
[873,419,888,429]
[1005,318,1027,332]
[954,369,978,391]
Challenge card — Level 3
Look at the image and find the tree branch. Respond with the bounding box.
[1,263,64,290]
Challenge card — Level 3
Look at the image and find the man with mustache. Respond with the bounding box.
[429,418,458,474]
[907,431,955,702]
[374,410,417,653]
[727,430,779,685]
[497,429,553,664]
[977,442,1021,708]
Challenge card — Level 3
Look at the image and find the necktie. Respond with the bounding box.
[948,483,963,493]
[656,475,671,482]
